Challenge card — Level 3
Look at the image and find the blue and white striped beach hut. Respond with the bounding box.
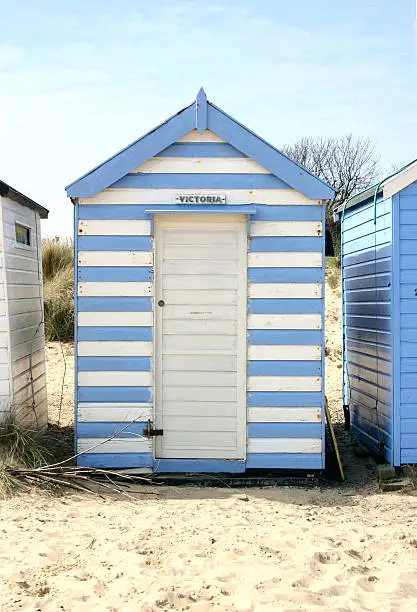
[66,89,334,473]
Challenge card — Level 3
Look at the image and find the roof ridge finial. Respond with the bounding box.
[195,87,207,133]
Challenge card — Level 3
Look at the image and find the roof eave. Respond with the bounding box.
[0,181,49,219]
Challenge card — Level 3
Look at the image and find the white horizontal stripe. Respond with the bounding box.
[80,189,319,206]
[78,371,152,387]
[78,282,152,297]
[78,341,152,356]
[78,251,153,267]
[78,403,151,422]
[248,376,322,392]
[176,129,225,143]
[248,407,322,423]
[249,283,322,299]
[78,220,151,236]
[250,221,322,237]
[133,157,271,174]
[77,438,151,453]
[248,438,322,454]
[248,252,322,267]
[248,345,321,361]
[248,313,321,330]
[78,312,153,327]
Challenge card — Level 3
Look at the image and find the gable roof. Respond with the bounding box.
[335,157,417,216]
[66,88,334,200]
[0,180,49,218]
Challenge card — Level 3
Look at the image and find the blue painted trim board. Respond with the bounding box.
[248,392,322,406]
[78,297,152,311]
[248,360,321,376]
[78,387,151,402]
[320,195,326,466]
[145,205,256,215]
[156,143,247,157]
[252,205,322,221]
[77,422,147,437]
[79,205,150,220]
[152,459,246,473]
[246,454,323,469]
[78,236,152,251]
[196,87,207,132]
[77,453,153,468]
[74,200,79,453]
[248,268,321,283]
[77,204,322,221]
[249,237,322,252]
[78,327,152,341]
[249,330,321,344]
[391,193,401,466]
[111,173,289,189]
[78,357,151,371]
[66,103,195,198]
[248,298,322,314]
[248,423,321,438]
[206,103,333,199]
[78,267,152,282]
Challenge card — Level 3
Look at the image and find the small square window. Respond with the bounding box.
[15,223,31,246]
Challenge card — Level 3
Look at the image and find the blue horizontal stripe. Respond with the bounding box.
[78,327,152,341]
[248,267,321,283]
[79,205,149,220]
[78,387,151,402]
[78,266,152,282]
[78,357,151,371]
[77,453,152,468]
[246,453,323,469]
[248,298,322,314]
[145,205,256,215]
[249,330,322,344]
[77,422,147,438]
[111,173,289,189]
[253,205,322,221]
[78,236,152,251]
[250,237,322,252]
[248,423,322,438]
[248,392,322,406]
[78,297,152,312]
[152,459,246,473]
[248,360,321,376]
[78,203,322,221]
[156,143,247,158]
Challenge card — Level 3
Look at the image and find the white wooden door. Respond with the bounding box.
[154,214,247,459]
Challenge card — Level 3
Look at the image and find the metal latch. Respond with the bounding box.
[142,419,163,438]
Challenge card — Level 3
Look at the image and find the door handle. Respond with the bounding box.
[158,299,165,307]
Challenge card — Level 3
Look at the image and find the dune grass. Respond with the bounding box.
[42,239,74,341]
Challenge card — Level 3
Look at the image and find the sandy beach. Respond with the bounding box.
[1,280,417,611]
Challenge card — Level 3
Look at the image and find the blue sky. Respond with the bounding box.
[0,0,416,235]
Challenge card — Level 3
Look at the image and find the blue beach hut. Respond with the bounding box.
[337,160,417,466]
[66,89,334,473]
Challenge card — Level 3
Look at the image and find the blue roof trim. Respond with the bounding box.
[66,103,195,198]
[66,88,335,200]
[207,103,334,200]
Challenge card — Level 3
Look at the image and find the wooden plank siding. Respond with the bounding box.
[0,196,47,426]
[75,129,325,471]
[341,196,393,463]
